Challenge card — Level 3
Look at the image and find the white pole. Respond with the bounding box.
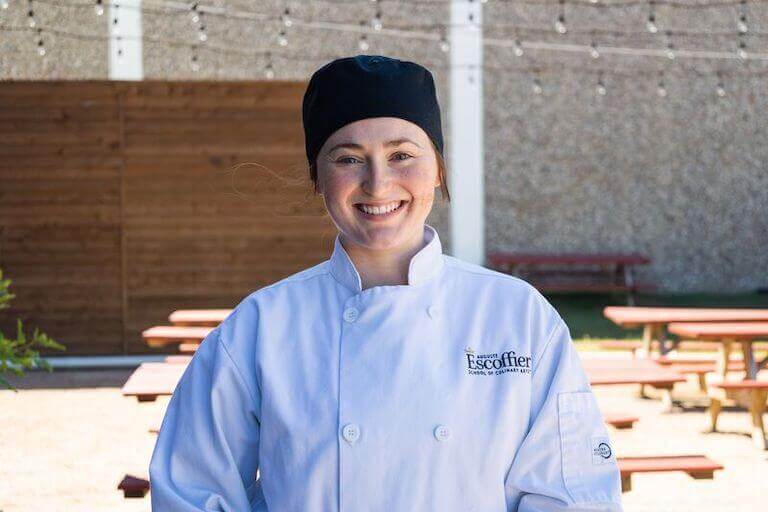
[108,0,143,80]
[449,0,484,265]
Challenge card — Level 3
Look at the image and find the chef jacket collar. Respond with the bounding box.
[329,224,444,293]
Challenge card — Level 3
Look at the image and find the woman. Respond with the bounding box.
[149,55,623,511]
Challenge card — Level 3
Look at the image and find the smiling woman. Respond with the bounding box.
[148,55,624,512]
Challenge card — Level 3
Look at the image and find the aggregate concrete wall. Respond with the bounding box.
[2,0,766,291]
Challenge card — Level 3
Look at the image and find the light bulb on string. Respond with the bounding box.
[737,0,748,34]
[737,39,748,60]
[277,30,288,47]
[439,33,450,53]
[596,73,607,96]
[94,0,104,16]
[281,7,292,28]
[191,52,200,72]
[27,1,36,29]
[665,32,675,60]
[198,24,207,42]
[656,73,667,98]
[36,29,45,56]
[646,1,658,34]
[359,34,369,51]
[371,10,382,31]
[532,77,543,95]
[715,72,726,97]
[265,62,275,80]
[554,0,567,34]
[512,39,524,57]
[589,41,600,59]
[190,3,199,23]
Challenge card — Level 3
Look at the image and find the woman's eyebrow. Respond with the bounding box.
[328,138,422,153]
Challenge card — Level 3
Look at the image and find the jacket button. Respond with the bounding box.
[342,423,360,444]
[427,305,439,318]
[434,425,451,442]
[343,307,359,323]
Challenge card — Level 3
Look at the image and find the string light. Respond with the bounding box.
[439,30,449,52]
[513,39,524,57]
[665,31,675,59]
[264,53,275,79]
[532,76,543,95]
[555,0,567,34]
[281,7,292,28]
[198,17,207,42]
[596,72,607,95]
[36,27,45,55]
[647,0,658,34]
[656,71,667,97]
[358,21,370,50]
[190,47,200,72]
[27,0,36,28]
[277,29,287,46]
[371,10,382,31]
[116,35,123,58]
[737,0,748,33]
[94,0,103,16]
[736,37,748,59]
[716,72,726,97]
[589,40,600,59]
[190,3,199,24]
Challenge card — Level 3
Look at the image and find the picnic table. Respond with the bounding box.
[666,322,768,380]
[168,309,231,327]
[488,252,652,305]
[603,307,768,356]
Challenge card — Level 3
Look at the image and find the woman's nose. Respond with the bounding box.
[361,156,392,196]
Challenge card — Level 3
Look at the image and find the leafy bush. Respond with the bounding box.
[0,268,65,391]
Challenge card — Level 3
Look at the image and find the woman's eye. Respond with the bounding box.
[392,152,412,161]
[336,156,361,164]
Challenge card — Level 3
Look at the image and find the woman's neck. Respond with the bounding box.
[341,228,427,290]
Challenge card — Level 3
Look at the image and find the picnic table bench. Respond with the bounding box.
[168,309,231,327]
[617,455,723,492]
[488,252,652,305]
[142,325,213,348]
[121,362,187,402]
[604,307,768,356]
[583,358,686,409]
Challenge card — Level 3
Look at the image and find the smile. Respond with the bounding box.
[354,200,407,217]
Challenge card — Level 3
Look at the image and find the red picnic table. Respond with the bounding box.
[488,252,652,305]
[603,307,768,356]
[142,325,213,348]
[168,309,231,327]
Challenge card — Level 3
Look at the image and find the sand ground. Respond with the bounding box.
[1,352,766,512]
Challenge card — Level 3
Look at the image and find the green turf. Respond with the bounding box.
[546,293,768,342]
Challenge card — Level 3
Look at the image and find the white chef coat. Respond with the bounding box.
[149,224,623,511]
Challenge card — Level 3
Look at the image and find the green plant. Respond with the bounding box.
[0,268,65,391]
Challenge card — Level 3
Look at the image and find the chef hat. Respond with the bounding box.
[301,55,444,167]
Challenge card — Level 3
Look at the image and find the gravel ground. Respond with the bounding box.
[0,353,766,512]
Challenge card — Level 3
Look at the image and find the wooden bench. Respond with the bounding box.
[583,358,686,410]
[617,455,723,492]
[603,413,639,430]
[168,309,231,327]
[142,325,212,348]
[121,362,186,402]
[488,252,652,305]
[118,474,150,498]
[708,379,768,450]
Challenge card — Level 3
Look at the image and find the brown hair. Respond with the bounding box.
[309,139,451,203]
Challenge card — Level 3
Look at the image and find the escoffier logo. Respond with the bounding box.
[464,347,532,376]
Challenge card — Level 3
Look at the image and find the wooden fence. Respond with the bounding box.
[0,81,335,354]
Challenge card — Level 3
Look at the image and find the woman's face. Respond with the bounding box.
[316,117,440,253]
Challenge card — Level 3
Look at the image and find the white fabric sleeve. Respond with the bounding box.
[149,327,262,511]
[505,320,623,511]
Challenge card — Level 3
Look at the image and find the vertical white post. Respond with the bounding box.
[449,0,484,265]
[109,0,143,80]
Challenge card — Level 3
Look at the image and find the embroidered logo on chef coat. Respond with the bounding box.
[464,347,532,376]
[591,436,614,465]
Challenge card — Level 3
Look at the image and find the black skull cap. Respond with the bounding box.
[302,54,444,166]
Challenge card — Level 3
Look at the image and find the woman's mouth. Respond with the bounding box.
[354,200,407,218]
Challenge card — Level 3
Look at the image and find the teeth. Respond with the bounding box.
[358,201,402,215]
